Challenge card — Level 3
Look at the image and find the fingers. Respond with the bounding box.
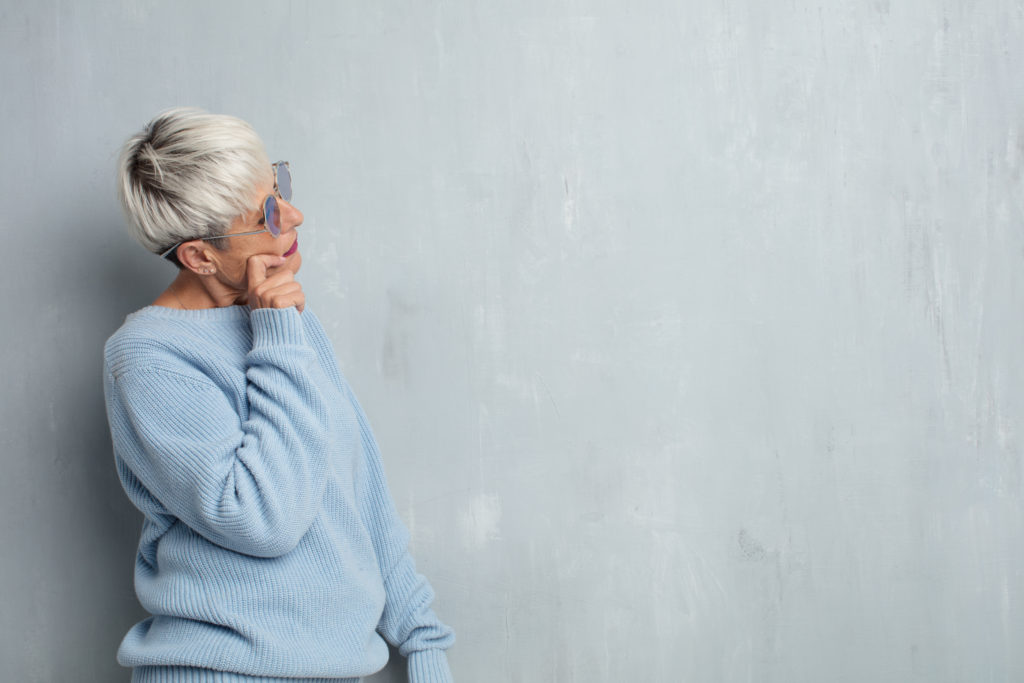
[246,254,287,291]
[253,278,305,311]
[246,254,304,311]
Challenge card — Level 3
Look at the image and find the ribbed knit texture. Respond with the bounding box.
[103,305,454,682]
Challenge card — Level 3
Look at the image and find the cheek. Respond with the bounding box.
[216,246,252,282]
[222,259,250,286]
[254,235,283,256]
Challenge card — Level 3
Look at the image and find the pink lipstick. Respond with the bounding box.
[283,237,298,257]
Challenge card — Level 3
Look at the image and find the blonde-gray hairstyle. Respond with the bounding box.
[116,107,272,261]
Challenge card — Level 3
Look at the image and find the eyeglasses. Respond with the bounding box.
[160,161,293,260]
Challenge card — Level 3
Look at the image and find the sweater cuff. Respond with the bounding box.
[250,307,306,348]
[408,649,453,683]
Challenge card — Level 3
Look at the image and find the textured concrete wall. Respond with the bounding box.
[2,1,1023,681]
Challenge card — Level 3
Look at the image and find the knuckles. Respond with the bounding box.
[248,273,304,310]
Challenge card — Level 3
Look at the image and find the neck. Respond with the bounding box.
[160,270,248,310]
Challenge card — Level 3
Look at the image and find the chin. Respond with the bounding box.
[288,251,302,274]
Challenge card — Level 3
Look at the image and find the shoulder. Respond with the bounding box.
[104,308,175,376]
[297,307,360,394]
[299,306,325,335]
[103,305,248,380]
[299,307,341,358]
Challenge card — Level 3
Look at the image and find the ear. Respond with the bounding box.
[176,240,219,275]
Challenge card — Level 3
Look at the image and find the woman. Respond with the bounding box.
[104,108,454,683]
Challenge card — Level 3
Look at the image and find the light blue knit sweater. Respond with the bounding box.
[103,304,454,683]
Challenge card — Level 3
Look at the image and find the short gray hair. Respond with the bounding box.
[116,107,272,259]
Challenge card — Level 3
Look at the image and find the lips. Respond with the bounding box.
[283,237,298,257]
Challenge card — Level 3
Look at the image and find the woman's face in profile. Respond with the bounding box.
[213,179,305,287]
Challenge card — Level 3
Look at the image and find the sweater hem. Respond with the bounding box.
[131,666,360,683]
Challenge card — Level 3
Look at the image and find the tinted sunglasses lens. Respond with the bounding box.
[264,195,281,236]
[275,162,292,201]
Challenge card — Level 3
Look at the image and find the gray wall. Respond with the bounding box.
[2,1,1022,681]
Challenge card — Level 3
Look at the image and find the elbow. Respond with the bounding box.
[214,454,325,557]
[217,500,315,558]
[231,517,310,558]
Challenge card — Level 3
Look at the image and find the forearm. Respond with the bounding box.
[340,382,455,673]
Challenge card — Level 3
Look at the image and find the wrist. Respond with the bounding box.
[408,649,454,683]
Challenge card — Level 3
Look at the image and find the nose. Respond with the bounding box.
[278,198,303,233]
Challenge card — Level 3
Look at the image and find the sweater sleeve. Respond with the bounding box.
[106,307,331,558]
[344,386,456,683]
